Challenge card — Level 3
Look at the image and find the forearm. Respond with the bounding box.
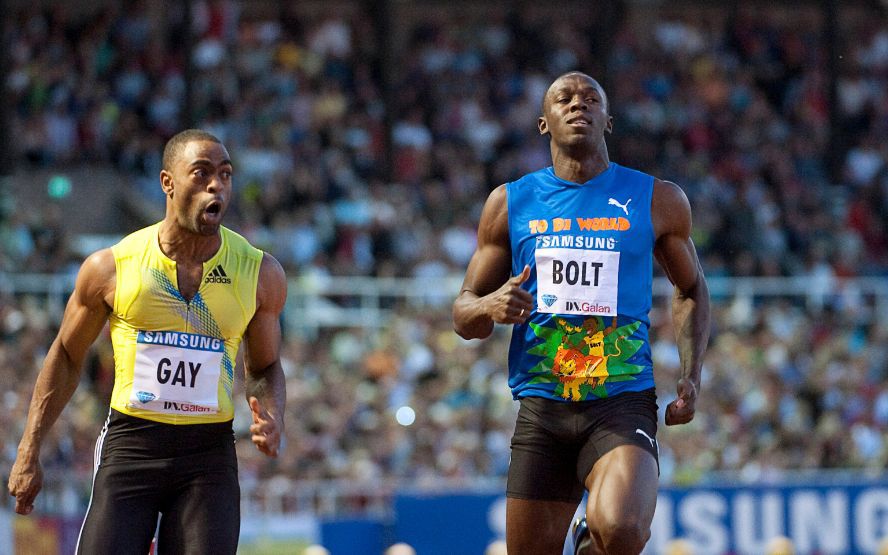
[671,275,711,387]
[17,341,84,461]
[453,290,494,340]
[245,361,286,420]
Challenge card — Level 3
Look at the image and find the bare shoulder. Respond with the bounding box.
[77,248,116,307]
[651,179,691,239]
[257,252,287,313]
[82,247,116,272]
[487,183,508,203]
[478,184,510,244]
[482,184,509,219]
[652,179,691,216]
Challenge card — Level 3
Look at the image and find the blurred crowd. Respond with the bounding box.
[1,0,888,513]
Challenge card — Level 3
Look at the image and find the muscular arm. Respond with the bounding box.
[242,253,287,457]
[453,185,533,339]
[9,249,114,514]
[652,180,711,426]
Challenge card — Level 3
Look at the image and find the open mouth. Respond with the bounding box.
[201,200,223,225]
[568,118,589,126]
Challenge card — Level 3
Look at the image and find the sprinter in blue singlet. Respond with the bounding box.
[453,72,711,554]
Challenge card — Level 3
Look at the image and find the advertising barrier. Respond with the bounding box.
[6,477,888,554]
[389,479,888,555]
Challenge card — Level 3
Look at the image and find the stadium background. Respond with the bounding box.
[1,0,887,553]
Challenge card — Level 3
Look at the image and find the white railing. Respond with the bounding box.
[286,274,888,335]
[237,469,888,518]
[26,467,888,519]
[239,476,507,518]
[3,272,887,336]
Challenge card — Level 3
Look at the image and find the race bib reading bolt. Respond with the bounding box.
[534,247,620,316]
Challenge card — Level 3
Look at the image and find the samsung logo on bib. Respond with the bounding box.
[565,301,612,314]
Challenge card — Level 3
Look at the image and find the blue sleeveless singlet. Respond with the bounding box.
[506,163,656,401]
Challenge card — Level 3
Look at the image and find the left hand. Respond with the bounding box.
[665,377,698,426]
[8,455,43,515]
[248,396,281,457]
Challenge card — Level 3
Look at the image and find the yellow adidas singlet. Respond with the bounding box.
[109,223,263,424]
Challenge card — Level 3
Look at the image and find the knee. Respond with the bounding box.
[588,515,650,555]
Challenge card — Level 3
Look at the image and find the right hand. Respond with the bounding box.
[664,377,698,426]
[485,265,535,324]
[249,396,282,458]
[8,456,43,515]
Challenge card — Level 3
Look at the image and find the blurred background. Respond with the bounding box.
[1,0,887,553]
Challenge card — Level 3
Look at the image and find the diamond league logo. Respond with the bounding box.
[136,391,156,403]
[542,294,557,307]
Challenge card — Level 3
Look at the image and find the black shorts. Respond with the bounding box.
[76,409,240,555]
[506,389,659,503]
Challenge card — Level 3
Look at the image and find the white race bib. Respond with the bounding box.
[129,330,223,415]
[535,247,620,316]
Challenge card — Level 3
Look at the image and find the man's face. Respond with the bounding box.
[538,74,612,147]
[161,140,233,236]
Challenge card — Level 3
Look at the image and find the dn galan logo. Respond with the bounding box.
[205,265,231,284]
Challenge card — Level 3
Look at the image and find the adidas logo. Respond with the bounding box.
[205,264,232,284]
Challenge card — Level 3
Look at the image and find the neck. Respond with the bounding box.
[550,143,610,184]
[157,219,221,263]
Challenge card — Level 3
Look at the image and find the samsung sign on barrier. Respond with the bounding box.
[393,479,888,555]
[651,482,888,554]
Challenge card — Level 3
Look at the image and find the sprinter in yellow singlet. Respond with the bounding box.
[8,129,287,555]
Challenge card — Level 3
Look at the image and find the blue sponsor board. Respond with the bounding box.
[320,518,386,555]
[33,478,888,554]
[651,479,888,554]
[393,492,506,555]
[392,479,888,555]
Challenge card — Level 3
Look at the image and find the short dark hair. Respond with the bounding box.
[162,129,222,171]
[541,71,609,114]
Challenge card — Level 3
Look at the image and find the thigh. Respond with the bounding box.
[507,497,578,555]
[156,451,240,555]
[576,391,659,553]
[77,462,164,555]
[506,398,585,503]
[583,445,658,544]
[575,389,659,484]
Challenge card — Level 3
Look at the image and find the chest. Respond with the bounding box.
[511,179,650,255]
[176,261,204,302]
[115,262,249,340]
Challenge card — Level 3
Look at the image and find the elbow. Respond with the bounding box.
[452,319,493,341]
[452,295,493,340]
[455,328,489,341]
[453,320,469,339]
[455,328,492,341]
[676,272,709,301]
[692,274,711,304]
[453,320,474,340]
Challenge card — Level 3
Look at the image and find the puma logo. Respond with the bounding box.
[635,428,656,448]
[608,197,631,215]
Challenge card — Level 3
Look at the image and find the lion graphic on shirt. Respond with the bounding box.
[552,316,625,401]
